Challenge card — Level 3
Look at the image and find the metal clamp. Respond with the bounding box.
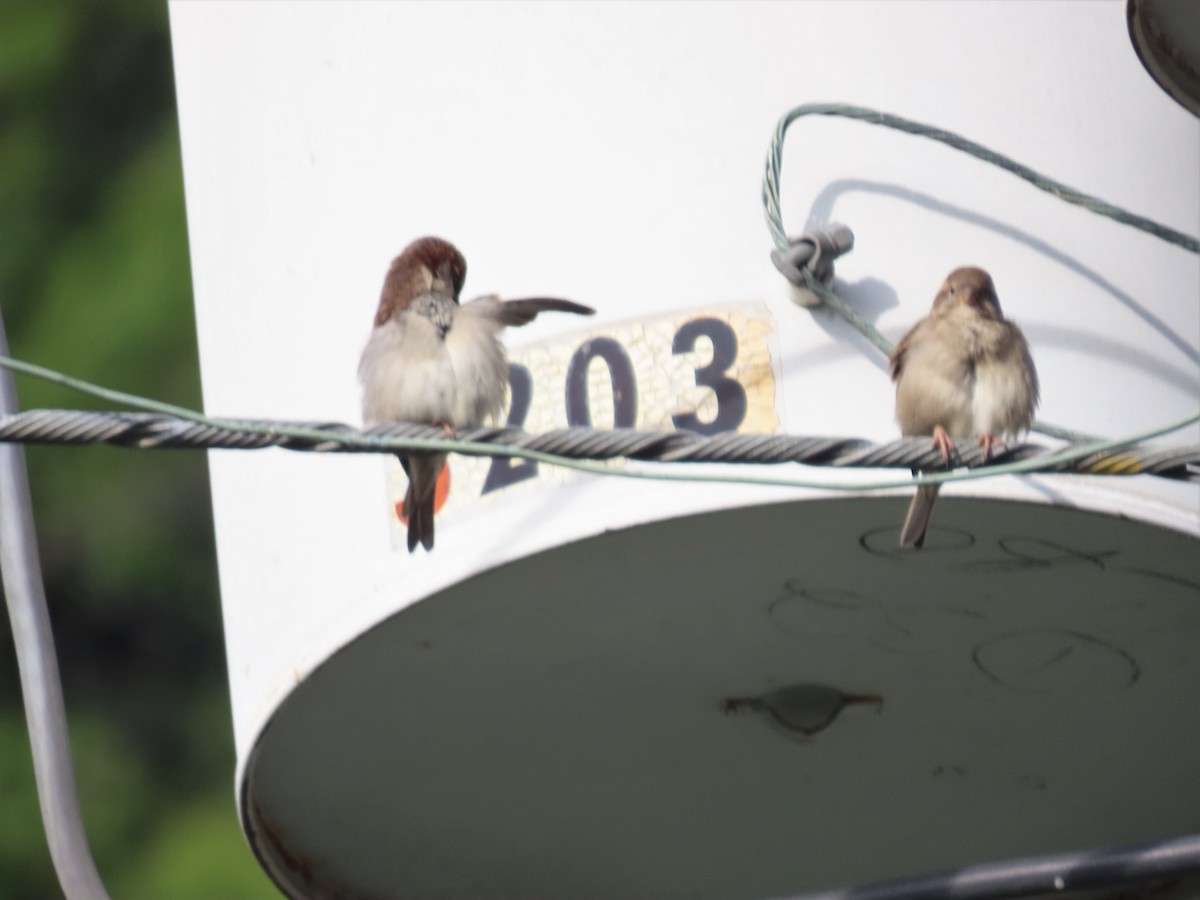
[770,224,855,307]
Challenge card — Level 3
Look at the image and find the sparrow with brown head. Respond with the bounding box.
[890,266,1038,548]
[359,236,594,552]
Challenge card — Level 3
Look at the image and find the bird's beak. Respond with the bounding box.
[431,259,458,296]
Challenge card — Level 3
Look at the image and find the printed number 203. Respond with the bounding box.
[483,317,748,493]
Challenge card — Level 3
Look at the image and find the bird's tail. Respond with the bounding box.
[901,484,940,549]
[404,485,435,552]
[400,454,445,553]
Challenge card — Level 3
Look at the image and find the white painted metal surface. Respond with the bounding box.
[170,2,1199,896]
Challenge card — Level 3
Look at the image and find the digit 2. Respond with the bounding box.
[482,363,539,494]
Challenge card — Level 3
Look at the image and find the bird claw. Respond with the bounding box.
[433,419,455,439]
[977,434,1004,461]
[931,425,956,466]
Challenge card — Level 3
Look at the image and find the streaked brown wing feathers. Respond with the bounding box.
[481,297,596,326]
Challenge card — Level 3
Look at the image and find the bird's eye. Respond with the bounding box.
[947,285,957,296]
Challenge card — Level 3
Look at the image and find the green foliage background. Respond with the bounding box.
[1,6,278,897]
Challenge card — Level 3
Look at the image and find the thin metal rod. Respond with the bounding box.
[776,833,1200,900]
[0,312,112,900]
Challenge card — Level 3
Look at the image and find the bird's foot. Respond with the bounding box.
[931,425,957,466]
[977,434,1004,462]
[433,419,455,439]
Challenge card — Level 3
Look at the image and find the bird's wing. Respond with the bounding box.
[459,294,595,329]
[889,318,928,382]
[997,321,1040,416]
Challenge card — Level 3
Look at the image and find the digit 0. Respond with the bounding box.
[565,338,637,428]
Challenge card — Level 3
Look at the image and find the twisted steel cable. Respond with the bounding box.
[1,410,1196,483]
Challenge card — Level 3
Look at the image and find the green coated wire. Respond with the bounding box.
[0,351,1196,495]
[763,103,1200,254]
[762,102,1200,445]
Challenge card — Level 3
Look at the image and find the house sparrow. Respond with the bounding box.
[359,236,594,552]
[890,266,1038,548]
